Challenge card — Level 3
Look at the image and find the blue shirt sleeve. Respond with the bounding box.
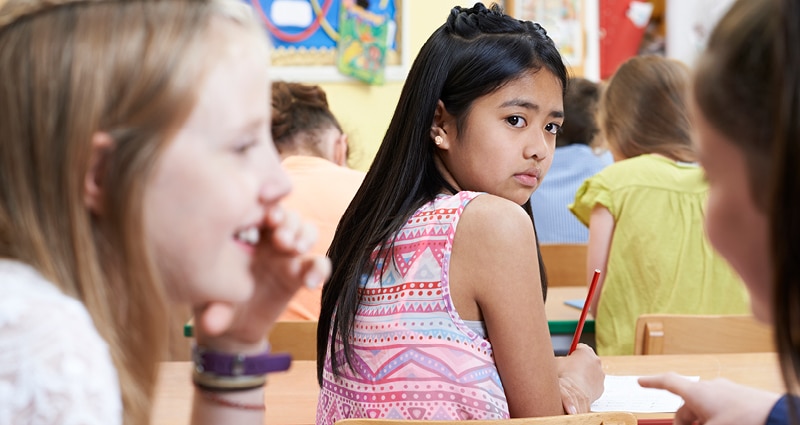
[767,394,800,425]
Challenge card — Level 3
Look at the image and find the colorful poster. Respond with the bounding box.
[248,0,398,71]
[516,0,585,66]
[336,0,389,84]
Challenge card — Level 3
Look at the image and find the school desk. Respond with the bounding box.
[545,286,594,334]
[545,286,595,354]
[151,352,784,425]
[182,286,592,338]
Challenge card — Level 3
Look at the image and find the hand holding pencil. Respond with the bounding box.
[556,343,605,414]
[557,269,604,414]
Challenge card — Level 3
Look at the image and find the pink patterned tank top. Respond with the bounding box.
[316,191,509,424]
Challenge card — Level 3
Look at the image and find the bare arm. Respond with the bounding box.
[586,204,614,317]
[190,206,331,425]
[450,195,603,417]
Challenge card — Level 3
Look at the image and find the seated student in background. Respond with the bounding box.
[271,82,365,321]
[640,0,800,422]
[530,77,612,243]
[316,4,604,424]
[569,55,750,356]
[0,1,330,424]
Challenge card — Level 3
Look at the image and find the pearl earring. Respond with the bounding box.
[434,136,443,146]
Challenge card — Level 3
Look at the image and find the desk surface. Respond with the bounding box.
[152,352,784,425]
[546,286,593,334]
[184,286,591,339]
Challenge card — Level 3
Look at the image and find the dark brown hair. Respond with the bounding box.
[271,81,342,156]
[695,0,800,404]
[557,77,600,148]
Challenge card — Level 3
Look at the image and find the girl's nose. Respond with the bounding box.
[524,131,551,160]
[259,145,292,205]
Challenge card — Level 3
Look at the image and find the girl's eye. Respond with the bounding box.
[506,116,527,128]
[234,139,259,154]
[544,122,562,135]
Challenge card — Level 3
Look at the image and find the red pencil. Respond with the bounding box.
[568,269,601,354]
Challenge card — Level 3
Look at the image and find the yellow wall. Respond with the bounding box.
[314,1,462,171]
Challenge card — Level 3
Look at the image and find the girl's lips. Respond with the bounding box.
[234,226,260,255]
[235,239,257,255]
[514,173,539,187]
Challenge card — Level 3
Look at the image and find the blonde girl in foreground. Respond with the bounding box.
[0,1,329,424]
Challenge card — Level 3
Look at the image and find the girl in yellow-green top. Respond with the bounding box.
[569,56,750,356]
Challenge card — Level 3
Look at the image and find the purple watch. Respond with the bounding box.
[193,345,292,377]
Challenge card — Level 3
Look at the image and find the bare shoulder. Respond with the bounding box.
[451,194,539,284]
[458,193,536,247]
[449,193,540,320]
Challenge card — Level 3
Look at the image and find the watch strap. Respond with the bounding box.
[193,345,292,377]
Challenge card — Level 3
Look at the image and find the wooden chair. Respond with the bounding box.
[183,319,318,361]
[268,320,318,361]
[634,314,774,355]
[540,243,588,287]
[335,412,637,425]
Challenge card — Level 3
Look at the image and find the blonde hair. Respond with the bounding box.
[0,1,265,424]
[598,55,695,162]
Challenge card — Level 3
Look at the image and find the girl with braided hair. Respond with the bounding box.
[316,3,603,423]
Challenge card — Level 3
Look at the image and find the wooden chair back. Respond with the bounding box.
[540,243,588,287]
[268,320,318,361]
[634,314,774,355]
[336,412,637,425]
[184,318,318,361]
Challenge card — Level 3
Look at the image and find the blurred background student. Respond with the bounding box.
[271,81,365,320]
[569,55,750,355]
[640,0,800,422]
[531,77,612,243]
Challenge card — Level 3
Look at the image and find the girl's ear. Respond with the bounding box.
[84,132,114,215]
[332,132,349,167]
[429,100,454,149]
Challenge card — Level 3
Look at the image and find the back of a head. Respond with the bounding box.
[599,55,694,162]
[694,0,780,209]
[0,0,264,423]
[696,0,800,394]
[318,1,567,383]
[271,81,342,157]
[557,77,600,147]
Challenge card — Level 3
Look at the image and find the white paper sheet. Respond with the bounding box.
[591,375,700,413]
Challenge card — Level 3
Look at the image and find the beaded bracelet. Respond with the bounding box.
[192,369,267,392]
[199,390,265,411]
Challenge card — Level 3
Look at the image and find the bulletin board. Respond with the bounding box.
[505,0,587,74]
[250,0,410,82]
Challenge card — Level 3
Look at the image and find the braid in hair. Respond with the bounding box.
[270,81,340,151]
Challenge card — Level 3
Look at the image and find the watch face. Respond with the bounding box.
[194,346,292,376]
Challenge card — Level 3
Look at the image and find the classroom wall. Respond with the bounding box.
[304,0,719,171]
[304,0,594,171]
[313,0,461,171]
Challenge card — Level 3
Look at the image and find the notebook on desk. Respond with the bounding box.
[564,298,585,310]
[591,375,699,413]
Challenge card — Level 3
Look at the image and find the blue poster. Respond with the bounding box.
[248,0,397,52]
